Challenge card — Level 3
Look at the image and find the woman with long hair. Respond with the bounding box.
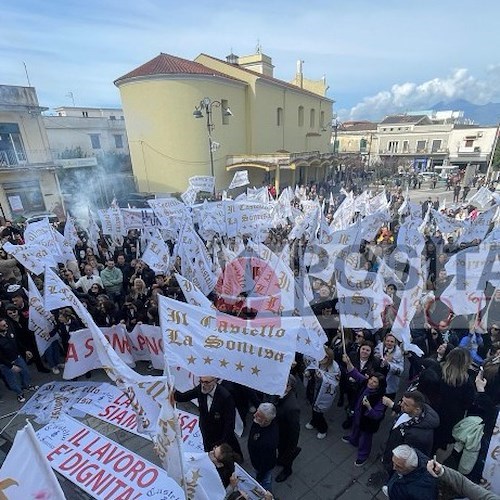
[374,333,404,400]
[342,340,380,430]
[434,347,475,452]
[342,353,387,466]
[129,278,148,305]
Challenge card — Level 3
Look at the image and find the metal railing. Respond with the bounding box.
[0,148,53,167]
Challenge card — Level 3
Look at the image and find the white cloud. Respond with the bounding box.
[346,68,500,121]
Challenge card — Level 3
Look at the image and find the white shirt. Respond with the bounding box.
[393,412,412,429]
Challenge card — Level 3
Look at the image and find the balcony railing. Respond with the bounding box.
[0,148,52,167]
[0,150,25,166]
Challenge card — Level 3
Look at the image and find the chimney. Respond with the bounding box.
[226,52,239,65]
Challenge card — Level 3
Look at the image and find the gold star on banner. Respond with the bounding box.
[203,356,213,365]
[187,355,196,365]
[235,361,244,372]
[191,469,202,482]
[251,366,261,376]
[219,358,229,368]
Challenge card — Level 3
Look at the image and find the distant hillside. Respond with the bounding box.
[432,99,500,125]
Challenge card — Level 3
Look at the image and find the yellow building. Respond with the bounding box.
[114,50,334,194]
[0,85,64,220]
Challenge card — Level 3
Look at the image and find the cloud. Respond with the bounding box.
[345,68,500,121]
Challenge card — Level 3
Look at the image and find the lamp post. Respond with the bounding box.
[193,97,232,181]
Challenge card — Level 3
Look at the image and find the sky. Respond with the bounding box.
[3,0,500,121]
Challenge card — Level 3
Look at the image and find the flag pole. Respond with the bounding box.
[163,360,190,500]
[476,286,498,330]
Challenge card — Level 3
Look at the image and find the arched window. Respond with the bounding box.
[277,107,283,126]
[320,111,325,128]
[360,138,367,152]
[298,106,304,127]
[310,108,315,128]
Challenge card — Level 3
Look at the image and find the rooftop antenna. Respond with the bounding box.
[66,92,75,107]
[22,62,31,87]
[256,39,261,54]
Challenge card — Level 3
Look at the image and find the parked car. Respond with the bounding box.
[24,212,59,224]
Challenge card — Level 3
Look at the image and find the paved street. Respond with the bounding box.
[0,364,394,500]
[0,181,486,500]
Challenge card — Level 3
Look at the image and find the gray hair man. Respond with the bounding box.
[385,444,437,499]
[248,403,278,493]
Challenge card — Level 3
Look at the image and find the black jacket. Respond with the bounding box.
[0,330,21,367]
[387,450,438,500]
[175,384,237,452]
[248,419,279,473]
[383,403,440,466]
[276,389,300,455]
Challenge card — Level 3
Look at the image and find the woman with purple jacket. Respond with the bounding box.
[341,353,387,466]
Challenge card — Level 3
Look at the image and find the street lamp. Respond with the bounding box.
[193,97,232,179]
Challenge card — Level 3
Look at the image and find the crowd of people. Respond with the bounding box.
[0,176,498,499]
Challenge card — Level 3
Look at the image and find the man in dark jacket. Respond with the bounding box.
[386,445,437,499]
[174,376,241,456]
[275,374,301,482]
[0,318,38,402]
[248,402,279,493]
[382,391,439,474]
[5,304,49,373]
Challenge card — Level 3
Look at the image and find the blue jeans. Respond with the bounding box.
[0,356,31,395]
[43,341,61,368]
[256,469,273,493]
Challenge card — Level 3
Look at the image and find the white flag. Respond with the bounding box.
[159,295,297,395]
[468,186,495,208]
[181,186,198,206]
[228,170,249,189]
[189,175,215,193]
[3,241,57,275]
[23,218,65,263]
[0,421,65,499]
[28,274,57,355]
[178,220,216,295]
[175,273,213,308]
[141,230,171,274]
[97,207,126,242]
[64,216,79,247]
[43,266,89,324]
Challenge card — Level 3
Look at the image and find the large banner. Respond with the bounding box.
[36,414,185,500]
[63,325,135,379]
[74,382,204,453]
[159,296,297,395]
[19,381,108,424]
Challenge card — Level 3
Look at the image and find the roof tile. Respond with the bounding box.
[114,53,239,85]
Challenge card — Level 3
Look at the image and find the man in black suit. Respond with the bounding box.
[174,376,242,456]
[275,374,301,482]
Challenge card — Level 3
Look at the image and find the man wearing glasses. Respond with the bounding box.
[174,376,242,456]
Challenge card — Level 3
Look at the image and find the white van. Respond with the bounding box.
[434,165,459,179]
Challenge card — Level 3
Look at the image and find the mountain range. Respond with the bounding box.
[432,99,500,125]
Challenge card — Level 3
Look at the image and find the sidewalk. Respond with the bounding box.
[0,365,390,499]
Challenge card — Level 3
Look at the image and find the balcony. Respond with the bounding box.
[0,148,53,168]
[0,149,25,166]
[54,157,98,169]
